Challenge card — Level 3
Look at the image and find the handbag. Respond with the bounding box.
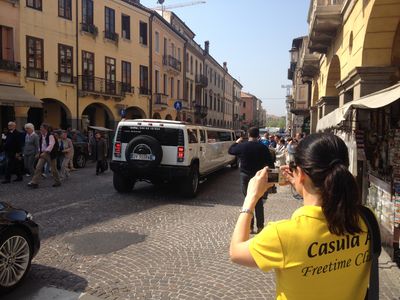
[359,206,381,300]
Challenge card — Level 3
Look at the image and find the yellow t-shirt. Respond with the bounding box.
[249,205,371,300]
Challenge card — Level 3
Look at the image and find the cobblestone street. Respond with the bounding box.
[2,164,400,299]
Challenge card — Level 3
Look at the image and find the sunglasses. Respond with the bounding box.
[289,161,297,172]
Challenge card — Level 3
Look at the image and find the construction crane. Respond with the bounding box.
[151,1,206,12]
[281,85,292,96]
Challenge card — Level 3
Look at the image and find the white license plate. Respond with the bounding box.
[130,153,155,161]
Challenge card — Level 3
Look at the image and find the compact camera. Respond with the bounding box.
[267,168,286,185]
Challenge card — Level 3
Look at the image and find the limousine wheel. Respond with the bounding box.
[125,135,163,170]
[182,164,199,198]
[113,172,135,193]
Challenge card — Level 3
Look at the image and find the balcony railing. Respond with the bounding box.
[139,87,151,95]
[153,93,168,111]
[26,68,48,80]
[81,23,98,36]
[0,59,21,72]
[104,31,119,43]
[163,55,181,72]
[78,75,125,98]
[308,0,344,53]
[122,83,134,93]
[58,74,76,84]
[195,74,208,87]
[194,104,208,118]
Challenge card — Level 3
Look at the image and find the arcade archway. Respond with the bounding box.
[82,103,114,130]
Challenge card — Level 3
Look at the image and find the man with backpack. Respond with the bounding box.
[28,123,61,188]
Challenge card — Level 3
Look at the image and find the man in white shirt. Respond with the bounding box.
[28,123,61,188]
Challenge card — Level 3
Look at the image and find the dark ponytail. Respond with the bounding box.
[294,133,362,235]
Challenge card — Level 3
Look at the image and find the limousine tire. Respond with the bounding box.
[113,172,135,193]
[181,164,199,198]
[125,135,163,170]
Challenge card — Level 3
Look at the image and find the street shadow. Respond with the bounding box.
[65,231,147,255]
[2,164,244,240]
[2,264,88,300]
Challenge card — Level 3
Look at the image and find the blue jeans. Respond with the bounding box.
[240,172,265,230]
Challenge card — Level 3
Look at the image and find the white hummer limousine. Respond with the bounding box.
[110,119,237,197]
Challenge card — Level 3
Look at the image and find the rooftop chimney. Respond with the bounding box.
[205,41,209,54]
[223,62,228,72]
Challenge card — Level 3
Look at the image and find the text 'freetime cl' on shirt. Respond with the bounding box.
[249,205,370,300]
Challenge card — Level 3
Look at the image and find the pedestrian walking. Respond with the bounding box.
[28,123,61,188]
[285,137,297,165]
[230,133,377,299]
[274,138,286,167]
[59,131,73,179]
[90,132,108,175]
[23,123,39,177]
[228,127,274,234]
[2,121,23,183]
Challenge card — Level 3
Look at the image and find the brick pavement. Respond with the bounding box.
[1,165,400,299]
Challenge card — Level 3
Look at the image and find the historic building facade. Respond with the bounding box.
[0,0,244,131]
[150,11,185,121]
[233,79,243,130]
[16,0,152,130]
[160,10,207,124]
[0,1,42,129]
[289,0,400,262]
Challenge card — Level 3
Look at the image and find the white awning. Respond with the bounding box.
[0,85,42,108]
[317,82,400,131]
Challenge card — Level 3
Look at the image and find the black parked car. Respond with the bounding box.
[0,202,40,294]
[67,130,90,168]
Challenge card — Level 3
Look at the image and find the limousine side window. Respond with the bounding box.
[187,129,198,144]
[199,130,206,143]
[207,130,218,143]
[218,131,232,142]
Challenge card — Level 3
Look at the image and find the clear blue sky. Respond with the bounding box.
[140,0,310,116]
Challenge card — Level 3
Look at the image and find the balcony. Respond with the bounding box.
[194,104,208,118]
[81,23,98,37]
[77,75,125,99]
[288,68,294,80]
[103,31,119,43]
[26,68,48,80]
[195,74,208,88]
[139,87,151,95]
[298,40,319,79]
[122,83,134,94]
[163,55,181,73]
[308,0,344,54]
[0,59,21,72]
[153,93,168,111]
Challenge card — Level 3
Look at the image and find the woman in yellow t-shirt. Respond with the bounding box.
[230,133,371,300]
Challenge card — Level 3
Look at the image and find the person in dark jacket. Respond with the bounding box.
[229,127,275,233]
[2,121,23,183]
[90,132,108,175]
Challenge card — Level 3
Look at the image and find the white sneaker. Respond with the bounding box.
[25,174,31,177]
[41,173,47,178]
